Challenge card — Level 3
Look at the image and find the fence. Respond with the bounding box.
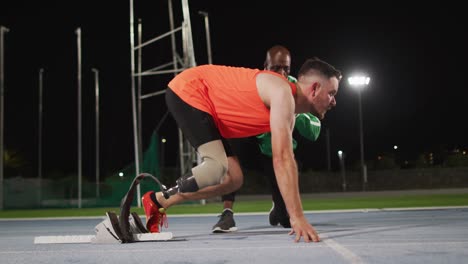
[2,166,468,209]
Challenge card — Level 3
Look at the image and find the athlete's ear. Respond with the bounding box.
[310,82,320,96]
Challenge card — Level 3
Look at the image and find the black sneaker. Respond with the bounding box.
[212,209,238,233]
[269,202,291,228]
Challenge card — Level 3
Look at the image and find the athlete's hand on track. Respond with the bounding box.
[289,216,320,243]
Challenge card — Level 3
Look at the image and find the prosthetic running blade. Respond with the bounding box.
[34,173,175,244]
[119,173,169,242]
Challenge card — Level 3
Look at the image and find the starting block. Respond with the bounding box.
[34,211,173,244]
[34,173,175,244]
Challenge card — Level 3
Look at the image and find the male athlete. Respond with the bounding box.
[142,57,341,242]
[212,45,322,232]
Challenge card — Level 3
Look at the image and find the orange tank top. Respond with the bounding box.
[168,64,297,138]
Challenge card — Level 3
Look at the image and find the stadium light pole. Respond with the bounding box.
[38,68,44,205]
[326,127,331,171]
[348,75,370,191]
[338,150,346,191]
[92,68,100,198]
[198,11,212,64]
[161,137,166,168]
[0,26,9,210]
[393,145,399,167]
[76,28,82,208]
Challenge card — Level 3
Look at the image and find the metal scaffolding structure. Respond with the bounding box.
[129,0,198,207]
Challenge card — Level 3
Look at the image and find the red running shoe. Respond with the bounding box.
[141,191,167,233]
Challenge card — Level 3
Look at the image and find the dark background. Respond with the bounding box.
[1,1,467,180]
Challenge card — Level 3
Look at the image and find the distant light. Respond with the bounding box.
[348,75,370,87]
[463,150,466,155]
[161,138,167,143]
[378,155,382,160]
[119,172,124,177]
[393,145,398,150]
[338,150,343,158]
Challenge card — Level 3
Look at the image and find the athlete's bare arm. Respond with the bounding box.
[257,73,320,243]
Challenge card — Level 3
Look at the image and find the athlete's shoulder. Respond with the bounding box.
[296,113,321,125]
[287,75,298,83]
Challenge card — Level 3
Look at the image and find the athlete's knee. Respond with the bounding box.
[192,140,228,188]
[162,140,228,199]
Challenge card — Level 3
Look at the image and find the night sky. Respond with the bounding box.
[1,1,467,180]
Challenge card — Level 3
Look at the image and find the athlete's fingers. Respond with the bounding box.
[295,231,301,242]
[311,231,320,242]
[309,232,318,242]
[303,231,311,243]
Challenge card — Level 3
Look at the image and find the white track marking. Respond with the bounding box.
[33,232,173,244]
[34,235,95,244]
[321,234,365,264]
[3,206,467,222]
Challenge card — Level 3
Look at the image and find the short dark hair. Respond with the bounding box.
[298,57,342,81]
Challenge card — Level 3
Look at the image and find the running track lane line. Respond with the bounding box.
[321,234,365,264]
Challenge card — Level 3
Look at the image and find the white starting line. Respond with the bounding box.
[34,233,173,244]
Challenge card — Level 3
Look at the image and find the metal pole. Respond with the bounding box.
[198,11,212,64]
[38,68,44,205]
[168,0,187,176]
[168,0,178,74]
[129,0,142,207]
[181,0,196,67]
[168,0,186,176]
[357,90,367,191]
[137,19,143,173]
[338,151,346,192]
[326,128,331,171]
[92,68,100,198]
[0,26,9,210]
[75,28,82,208]
[161,137,165,168]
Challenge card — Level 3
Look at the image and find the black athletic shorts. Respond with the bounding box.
[165,88,234,157]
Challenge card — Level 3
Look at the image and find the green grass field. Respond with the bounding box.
[1,193,467,218]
